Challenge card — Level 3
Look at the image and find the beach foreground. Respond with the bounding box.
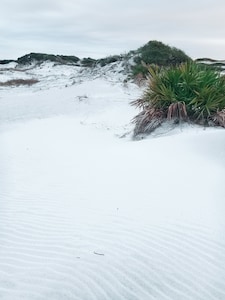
[0,62,225,299]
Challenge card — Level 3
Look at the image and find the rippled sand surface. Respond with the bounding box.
[1,63,225,300]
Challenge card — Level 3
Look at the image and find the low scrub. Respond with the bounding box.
[81,57,96,67]
[0,79,39,86]
[17,53,80,65]
[132,62,225,136]
[131,40,191,78]
[97,55,122,67]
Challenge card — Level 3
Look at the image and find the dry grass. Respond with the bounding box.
[212,109,225,127]
[131,100,165,136]
[167,102,188,121]
[0,79,39,87]
[131,99,189,137]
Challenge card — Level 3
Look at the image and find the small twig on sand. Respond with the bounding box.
[94,252,104,256]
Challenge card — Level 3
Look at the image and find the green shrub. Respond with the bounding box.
[132,62,225,136]
[0,60,15,65]
[81,57,96,67]
[131,40,191,78]
[131,64,149,77]
[97,55,122,67]
[17,53,80,65]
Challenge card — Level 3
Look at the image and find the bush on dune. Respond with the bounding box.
[131,40,191,78]
[132,62,225,137]
[135,40,191,66]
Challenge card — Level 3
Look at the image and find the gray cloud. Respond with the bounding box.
[1,0,225,59]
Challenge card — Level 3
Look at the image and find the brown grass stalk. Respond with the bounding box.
[132,106,164,136]
[167,102,188,121]
[212,109,225,127]
[0,79,39,87]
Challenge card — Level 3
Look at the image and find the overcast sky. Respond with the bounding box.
[1,0,225,60]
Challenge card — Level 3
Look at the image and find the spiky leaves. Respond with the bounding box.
[132,62,225,135]
[131,99,164,136]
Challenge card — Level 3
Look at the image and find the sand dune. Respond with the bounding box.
[0,63,225,299]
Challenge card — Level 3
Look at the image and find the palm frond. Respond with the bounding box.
[132,106,164,136]
[131,61,225,135]
[130,98,147,109]
[167,102,188,121]
[212,109,225,127]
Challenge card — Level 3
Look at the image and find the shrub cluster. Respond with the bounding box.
[17,53,80,65]
[81,57,96,67]
[97,55,123,67]
[131,40,191,78]
[132,62,225,136]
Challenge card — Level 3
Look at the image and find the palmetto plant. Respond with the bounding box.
[213,109,225,127]
[132,62,225,136]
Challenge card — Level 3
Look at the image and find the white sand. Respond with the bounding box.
[0,62,225,300]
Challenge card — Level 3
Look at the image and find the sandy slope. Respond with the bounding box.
[0,62,225,300]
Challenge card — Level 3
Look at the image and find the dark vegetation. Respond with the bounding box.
[130,40,191,78]
[132,62,225,137]
[0,60,15,65]
[16,53,80,65]
[97,55,123,67]
[195,58,225,72]
[0,52,125,69]
[80,57,96,67]
[79,55,124,67]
